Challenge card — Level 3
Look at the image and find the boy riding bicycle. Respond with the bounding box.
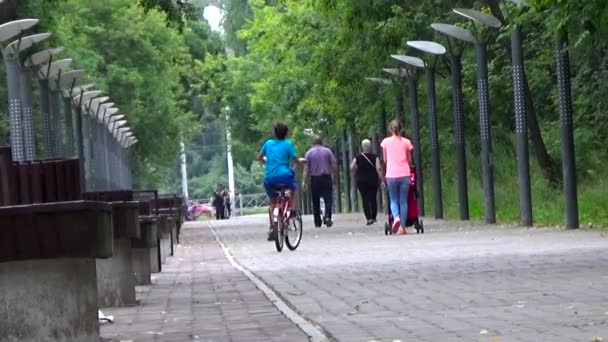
[257,122,306,240]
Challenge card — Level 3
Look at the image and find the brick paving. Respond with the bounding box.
[211,213,608,342]
[100,222,308,342]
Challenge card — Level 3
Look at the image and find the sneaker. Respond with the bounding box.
[267,224,277,241]
[290,210,299,219]
[397,227,407,235]
[366,219,374,226]
[391,218,401,234]
[324,217,333,228]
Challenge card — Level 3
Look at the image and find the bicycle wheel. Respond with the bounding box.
[286,213,302,251]
[274,210,285,252]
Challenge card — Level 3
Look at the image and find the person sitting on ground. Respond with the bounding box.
[257,122,306,240]
[380,119,414,235]
[350,139,383,225]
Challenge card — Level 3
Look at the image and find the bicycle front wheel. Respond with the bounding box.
[274,210,285,252]
[286,213,302,251]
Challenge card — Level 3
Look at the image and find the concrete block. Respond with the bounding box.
[150,245,161,273]
[0,258,99,342]
[96,237,136,308]
[131,247,152,285]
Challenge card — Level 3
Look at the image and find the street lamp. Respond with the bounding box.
[453,8,501,224]
[0,27,50,161]
[73,90,102,189]
[21,47,65,160]
[39,58,73,158]
[388,55,427,216]
[405,40,447,219]
[52,69,84,157]
[503,0,534,226]
[431,23,474,221]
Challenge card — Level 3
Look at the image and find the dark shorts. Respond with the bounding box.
[264,174,297,198]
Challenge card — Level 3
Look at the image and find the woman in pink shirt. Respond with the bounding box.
[380,120,414,235]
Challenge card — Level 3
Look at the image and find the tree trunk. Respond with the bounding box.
[486,0,561,186]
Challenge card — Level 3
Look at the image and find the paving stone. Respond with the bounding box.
[100,222,308,342]
[210,213,608,341]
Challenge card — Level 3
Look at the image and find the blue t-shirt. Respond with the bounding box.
[260,139,296,179]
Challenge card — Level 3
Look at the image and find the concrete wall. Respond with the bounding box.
[0,258,98,342]
[131,248,151,285]
[96,238,136,308]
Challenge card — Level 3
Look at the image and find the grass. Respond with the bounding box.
[237,207,268,216]
[423,150,608,229]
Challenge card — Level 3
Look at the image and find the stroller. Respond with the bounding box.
[384,167,424,235]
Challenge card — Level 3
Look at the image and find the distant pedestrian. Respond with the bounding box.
[224,190,232,218]
[350,139,383,225]
[303,136,337,228]
[381,120,414,235]
[212,184,225,220]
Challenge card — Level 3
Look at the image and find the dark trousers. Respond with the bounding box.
[311,175,333,226]
[357,181,379,220]
[216,205,224,220]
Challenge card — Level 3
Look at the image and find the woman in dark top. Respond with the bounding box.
[350,139,384,225]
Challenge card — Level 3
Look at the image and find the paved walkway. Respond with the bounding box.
[211,213,608,342]
[100,222,308,342]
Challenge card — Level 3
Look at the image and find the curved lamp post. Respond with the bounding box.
[0,19,39,161]
[390,55,426,216]
[549,8,579,229]
[99,103,115,190]
[88,97,110,190]
[503,0,534,226]
[21,47,65,160]
[406,41,446,219]
[38,58,73,158]
[453,8,501,224]
[52,69,84,157]
[73,90,102,190]
[110,117,128,189]
[431,23,474,221]
[0,28,50,161]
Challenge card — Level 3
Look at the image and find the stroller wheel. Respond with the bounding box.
[418,219,424,234]
[384,222,390,235]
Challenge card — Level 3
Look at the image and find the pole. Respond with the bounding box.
[49,89,63,158]
[341,130,351,212]
[334,139,342,213]
[425,66,443,219]
[225,113,235,209]
[348,130,358,212]
[475,42,496,224]
[408,75,425,216]
[555,31,579,229]
[450,54,469,220]
[75,94,86,189]
[39,79,53,159]
[20,67,36,160]
[103,127,111,190]
[5,58,25,161]
[512,25,533,226]
[63,94,76,156]
[377,103,386,212]
[180,140,189,199]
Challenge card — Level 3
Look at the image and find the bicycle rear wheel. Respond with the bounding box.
[274,210,285,252]
[286,213,302,251]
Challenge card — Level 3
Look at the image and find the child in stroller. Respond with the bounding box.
[384,167,423,235]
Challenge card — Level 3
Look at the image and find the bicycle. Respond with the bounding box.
[270,184,303,252]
